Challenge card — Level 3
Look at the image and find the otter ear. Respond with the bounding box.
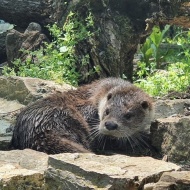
[141,100,149,109]
[107,93,112,100]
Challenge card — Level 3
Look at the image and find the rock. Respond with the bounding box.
[0,149,48,171]
[0,118,13,150]
[0,32,7,64]
[45,153,180,190]
[0,76,72,105]
[0,163,45,190]
[0,20,14,65]
[0,98,25,150]
[150,116,190,164]
[150,99,190,164]
[144,183,156,190]
[6,22,49,67]
[0,149,182,189]
[1,0,188,83]
[0,98,24,121]
[153,171,190,190]
[154,99,190,119]
[0,149,48,189]
[0,0,189,29]
[24,22,42,34]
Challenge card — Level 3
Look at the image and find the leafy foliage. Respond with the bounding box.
[139,25,170,72]
[135,62,190,96]
[135,26,190,97]
[3,11,95,86]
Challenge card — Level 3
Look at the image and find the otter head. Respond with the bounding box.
[98,86,153,138]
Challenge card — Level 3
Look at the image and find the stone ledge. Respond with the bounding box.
[0,149,48,190]
[0,76,72,105]
[45,153,180,190]
[0,149,182,190]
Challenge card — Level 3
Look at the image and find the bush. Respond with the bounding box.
[3,11,95,86]
[134,26,190,97]
[135,62,190,96]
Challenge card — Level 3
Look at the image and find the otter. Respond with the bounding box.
[10,78,154,154]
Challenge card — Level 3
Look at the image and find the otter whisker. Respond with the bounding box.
[88,118,100,122]
[102,140,106,151]
[126,136,136,152]
[137,131,150,139]
[91,121,100,124]
[133,133,150,148]
[119,137,128,150]
[88,129,98,137]
[96,135,106,150]
[125,132,150,153]
[88,130,100,142]
[88,128,99,138]
[117,130,135,152]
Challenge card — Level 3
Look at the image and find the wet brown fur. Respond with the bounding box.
[11,78,153,154]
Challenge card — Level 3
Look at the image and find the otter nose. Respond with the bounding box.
[105,121,118,130]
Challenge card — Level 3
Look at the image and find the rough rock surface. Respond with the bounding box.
[154,99,190,119]
[0,98,24,150]
[153,171,190,190]
[0,149,48,190]
[6,22,49,67]
[0,21,14,65]
[0,76,72,105]
[151,116,190,164]
[45,153,180,190]
[0,32,7,64]
[0,149,181,190]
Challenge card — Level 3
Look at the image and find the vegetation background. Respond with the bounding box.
[3,19,190,98]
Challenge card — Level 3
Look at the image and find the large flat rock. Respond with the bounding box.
[0,150,188,190]
[45,153,180,190]
[0,76,72,105]
[0,149,48,172]
[0,149,48,190]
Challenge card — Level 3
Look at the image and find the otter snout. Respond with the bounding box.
[105,121,118,130]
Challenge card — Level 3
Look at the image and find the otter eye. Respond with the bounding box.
[107,93,112,100]
[141,101,149,109]
[124,113,132,120]
[105,108,110,115]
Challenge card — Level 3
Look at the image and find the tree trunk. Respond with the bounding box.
[0,0,189,83]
